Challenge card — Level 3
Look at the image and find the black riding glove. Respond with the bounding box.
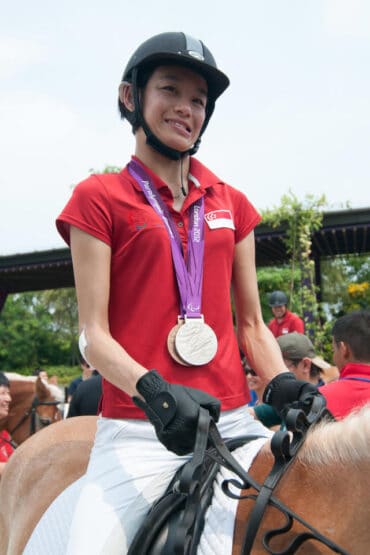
[263,372,324,418]
[132,370,220,456]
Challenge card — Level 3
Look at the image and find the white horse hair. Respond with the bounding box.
[299,403,370,467]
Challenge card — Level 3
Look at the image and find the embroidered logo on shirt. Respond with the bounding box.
[204,210,235,230]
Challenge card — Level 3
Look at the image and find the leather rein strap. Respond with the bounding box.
[9,396,60,440]
[196,401,349,555]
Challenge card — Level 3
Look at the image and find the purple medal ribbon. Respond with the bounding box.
[128,159,204,319]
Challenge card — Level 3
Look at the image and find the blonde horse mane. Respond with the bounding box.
[5,372,37,381]
[5,372,64,403]
[299,403,370,467]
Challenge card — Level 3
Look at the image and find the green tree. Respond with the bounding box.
[321,254,370,316]
[0,289,78,371]
[257,265,301,323]
[261,191,332,357]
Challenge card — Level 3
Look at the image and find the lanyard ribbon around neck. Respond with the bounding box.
[128,159,205,319]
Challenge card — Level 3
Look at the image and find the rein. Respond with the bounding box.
[9,395,60,441]
[0,434,18,450]
[198,401,348,555]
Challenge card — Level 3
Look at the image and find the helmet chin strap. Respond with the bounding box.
[144,123,195,161]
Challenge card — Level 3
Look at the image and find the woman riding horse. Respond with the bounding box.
[54,31,323,553]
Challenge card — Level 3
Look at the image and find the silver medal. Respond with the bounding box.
[175,316,218,366]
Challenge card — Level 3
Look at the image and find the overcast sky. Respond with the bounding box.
[1,0,370,256]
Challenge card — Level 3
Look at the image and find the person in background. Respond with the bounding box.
[319,310,370,419]
[277,332,335,386]
[67,370,102,417]
[32,367,49,382]
[267,291,304,337]
[251,332,336,429]
[245,366,264,407]
[67,357,94,402]
[0,372,14,476]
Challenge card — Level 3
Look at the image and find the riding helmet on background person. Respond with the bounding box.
[118,31,230,160]
[268,291,288,307]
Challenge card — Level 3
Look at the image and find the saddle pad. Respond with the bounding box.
[24,437,268,555]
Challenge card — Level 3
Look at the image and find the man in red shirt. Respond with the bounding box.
[267,290,305,337]
[0,372,14,476]
[319,310,370,419]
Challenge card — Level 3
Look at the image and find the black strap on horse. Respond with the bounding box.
[9,395,60,439]
[130,401,348,555]
[207,398,349,555]
[128,409,264,555]
[0,433,18,450]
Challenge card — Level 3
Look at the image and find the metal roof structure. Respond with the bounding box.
[0,208,369,301]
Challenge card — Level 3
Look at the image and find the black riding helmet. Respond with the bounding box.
[268,291,288,307]
[118,32,230,160]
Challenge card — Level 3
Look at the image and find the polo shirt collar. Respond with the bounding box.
[127,155,223,194]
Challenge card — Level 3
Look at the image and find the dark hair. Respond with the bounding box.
[332,310,370,361]
[309,362,321,379]
[0,371,10,388]
[118,62,158,132]
[33,367,45,376]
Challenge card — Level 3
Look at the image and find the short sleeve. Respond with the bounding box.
[232,188,261,243]
[56,175,114,247]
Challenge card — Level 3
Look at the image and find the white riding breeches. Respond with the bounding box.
[66,406,273,555]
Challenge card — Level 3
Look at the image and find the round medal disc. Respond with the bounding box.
[167,322,191,366]
[175,319,218,366]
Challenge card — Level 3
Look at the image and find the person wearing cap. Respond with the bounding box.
[277,332,335,386]
[252,333,337,429]
[0,372,14,476]
[56,32,323,551]
[267,290,305,338]
[319,310,370,419]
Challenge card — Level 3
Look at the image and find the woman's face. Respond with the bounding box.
[140,64,208,153]
[0,385,11,419]
[245,370,264,393]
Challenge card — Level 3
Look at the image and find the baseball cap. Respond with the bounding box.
[277,332,331,370]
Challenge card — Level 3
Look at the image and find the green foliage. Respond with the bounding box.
[321,254,370,316]
[261,191,331,354]
[0,289,79,371]
[9,365,81,388]
[89,165,122,174]
[257,265,302,322]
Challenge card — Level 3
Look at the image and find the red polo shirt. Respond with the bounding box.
[56,156,261,418]
[0,430,14,462]
[268,310,304,337]
[319,362,370,419]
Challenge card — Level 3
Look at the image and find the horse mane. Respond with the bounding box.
[47,383,65,403]
[299,403,370,467]
[5,372,37,382]
[5,373,64,402]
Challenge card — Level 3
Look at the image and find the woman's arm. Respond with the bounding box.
[232,232,288,383]
[70,226,147,396]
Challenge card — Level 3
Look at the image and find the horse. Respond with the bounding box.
[0,373,64,446]
[0,406,369,555]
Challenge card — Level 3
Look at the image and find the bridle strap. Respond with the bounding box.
[9,395,60,437]
[204,400,348,555]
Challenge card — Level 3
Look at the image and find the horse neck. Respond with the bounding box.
[9,381,35,413]
[6,381,35,440]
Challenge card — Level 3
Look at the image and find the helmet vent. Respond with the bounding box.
[183,34,204,61]
[186,50,205,61]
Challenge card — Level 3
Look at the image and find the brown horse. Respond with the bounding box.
[0,406,369,555]
[0,374,64,446]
